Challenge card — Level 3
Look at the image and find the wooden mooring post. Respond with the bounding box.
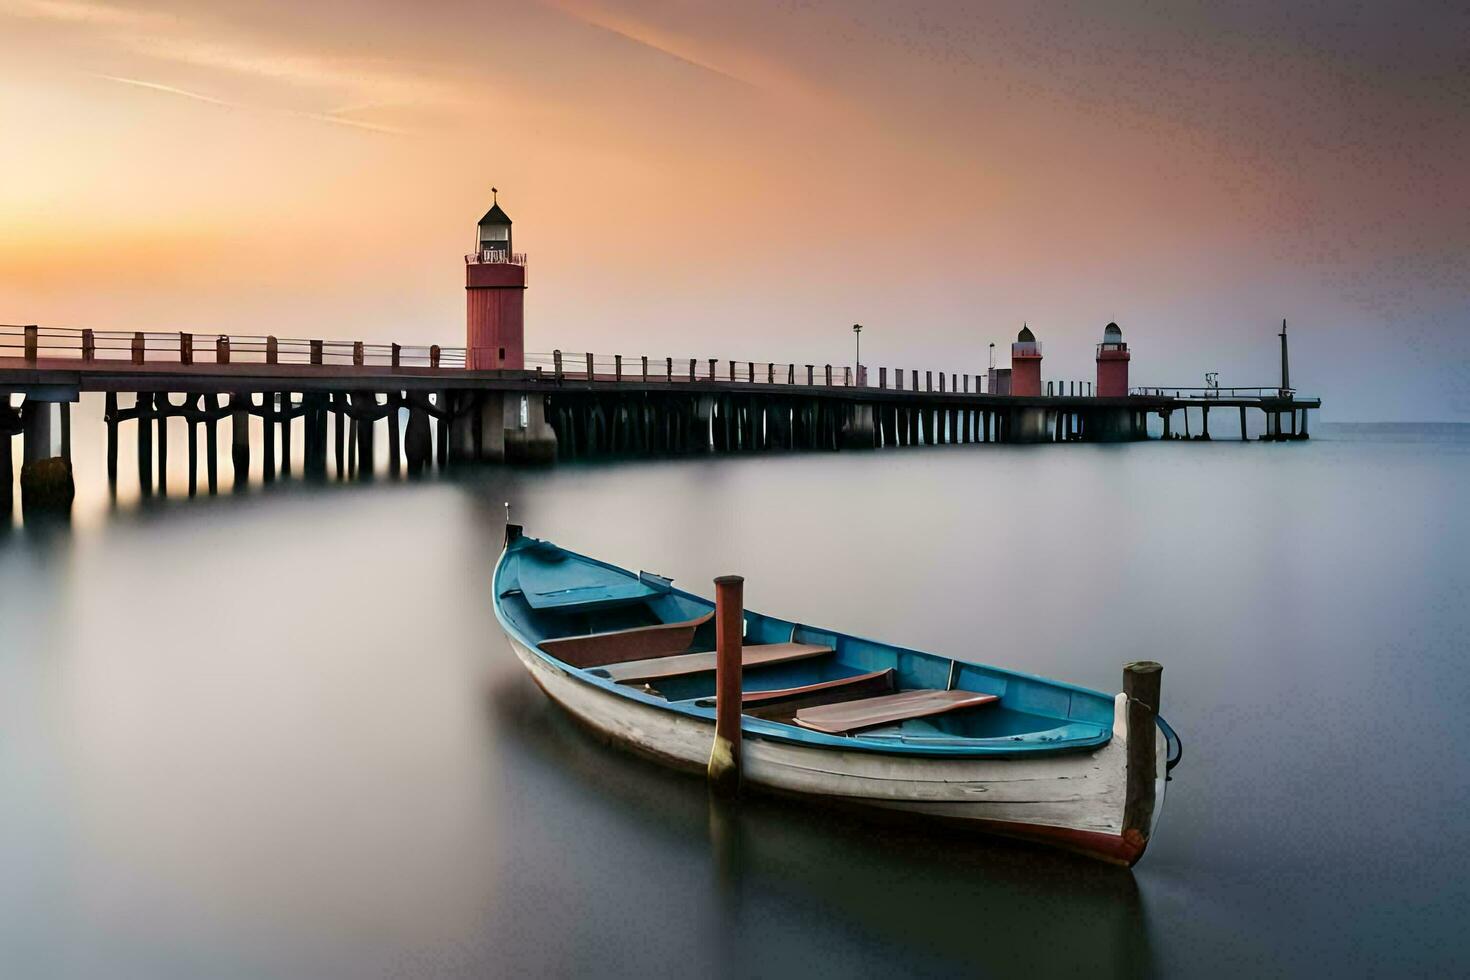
[708,574,745,798]
[1121,661,1163,860]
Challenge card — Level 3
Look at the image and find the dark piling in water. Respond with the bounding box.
[20,456,75,514]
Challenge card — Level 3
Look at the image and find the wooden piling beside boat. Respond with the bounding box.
[493,526,1182,865]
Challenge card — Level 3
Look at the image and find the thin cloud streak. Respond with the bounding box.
[93,72,409,135]
[3,0,169,29]
[545,0,753,89]
[541,0,823,104]
[93,72,235,108]
[15,0,442,119]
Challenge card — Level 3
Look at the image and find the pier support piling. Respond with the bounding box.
[354,392,376,480]
[105,392,118,488]
[304,393,327,478]
[387,394,401,476]
[262,393,276,484]
[206,395,219,493]
[187,399,198,497]
[156,394,169,495]
[334,394,346,479]
[280,394,293,478]
[0,413,11,516]
[435,392,449,469]
[137,395,153,497]
[231,393,250,489]
[405,399,431,474]
[21,398,52,466]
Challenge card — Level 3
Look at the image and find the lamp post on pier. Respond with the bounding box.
[853,323,863,386]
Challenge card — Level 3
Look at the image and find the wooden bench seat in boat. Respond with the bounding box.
[793,689,999,735]
[739,669,897,719]
[538,610,713,668]
[592,642,833,685]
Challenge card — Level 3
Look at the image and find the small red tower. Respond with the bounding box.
[466,189,526,370]
[1010,324,1042,396]
[1095,321,1130,397]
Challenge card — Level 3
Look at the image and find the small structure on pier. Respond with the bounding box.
[466,189,526,370]
[1096,321,1130,397]
[1010,324,1043,397]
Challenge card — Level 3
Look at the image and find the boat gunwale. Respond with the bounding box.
[493,536,1126,760]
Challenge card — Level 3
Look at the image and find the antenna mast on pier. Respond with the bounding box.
[1279,319,1291,393]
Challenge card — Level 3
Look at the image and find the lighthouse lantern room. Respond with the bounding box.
[476,191,513,260]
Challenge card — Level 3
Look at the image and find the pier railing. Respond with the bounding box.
[525,352,871,387]
[0,324,466,369]
[3,325,1157,399]
[1131,386,1294,400]
[521,352,1109,396]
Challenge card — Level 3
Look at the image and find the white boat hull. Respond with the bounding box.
[507,634,1168,864]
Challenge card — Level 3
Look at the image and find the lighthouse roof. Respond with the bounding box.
[1103,321,1123,341]
[1017,324,1036,343]
[478,202,512,226]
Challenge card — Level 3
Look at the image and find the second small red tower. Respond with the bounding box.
[1095,321,1130,397]
[1010,324,1043,396]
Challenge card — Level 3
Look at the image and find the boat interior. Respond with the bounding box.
[495,536,1117,751]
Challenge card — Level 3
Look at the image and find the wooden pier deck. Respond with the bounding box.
[0,325,1320,509]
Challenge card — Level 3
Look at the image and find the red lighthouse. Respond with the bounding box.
[1095,321,1130,397]
[1010,324,1043,396]
[466,189,526,370]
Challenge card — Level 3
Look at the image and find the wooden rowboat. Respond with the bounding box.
[493,525,1182,865]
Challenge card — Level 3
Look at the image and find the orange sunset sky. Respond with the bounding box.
[2,0,1466,419]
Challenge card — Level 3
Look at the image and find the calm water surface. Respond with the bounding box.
[3,405,1468,978]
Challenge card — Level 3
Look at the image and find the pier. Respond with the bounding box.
[1,323,1319,512]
